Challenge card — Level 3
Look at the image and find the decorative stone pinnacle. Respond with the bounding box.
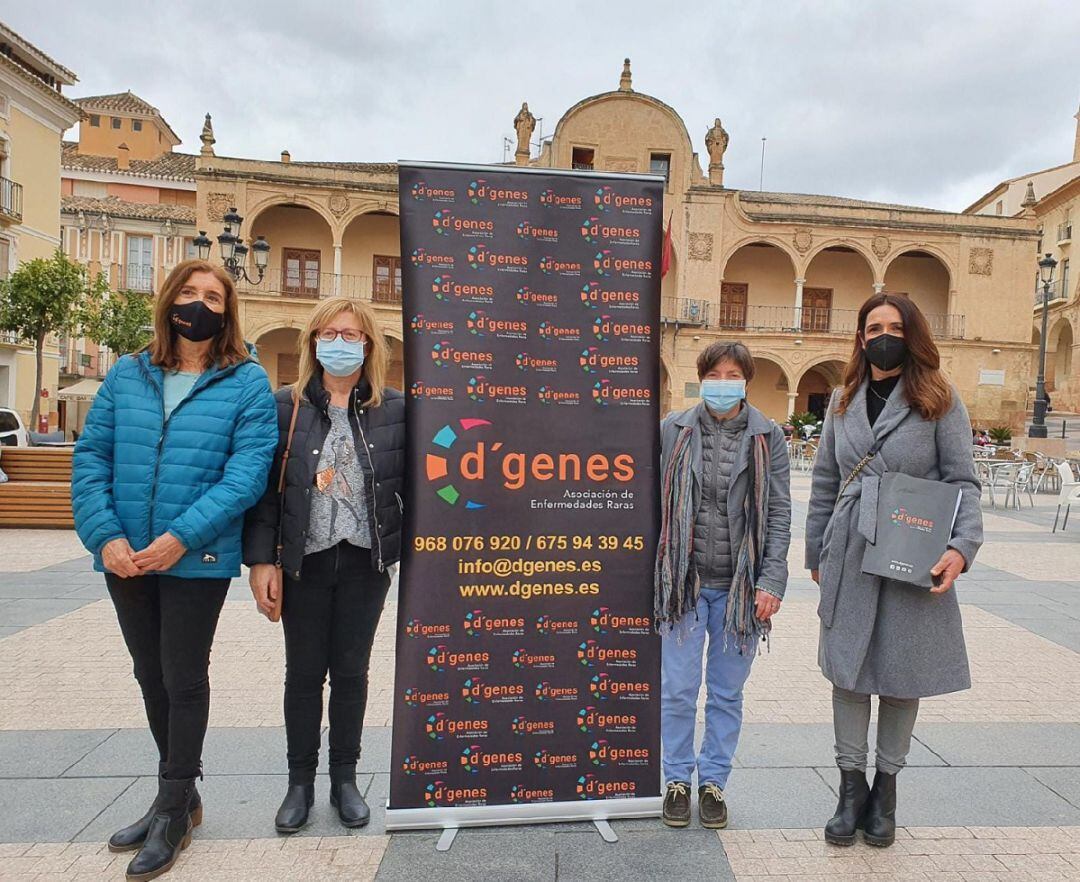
[200,113,216,157]
[619,58,632,92]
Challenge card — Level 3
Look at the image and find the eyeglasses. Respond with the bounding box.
[316,329,367,344]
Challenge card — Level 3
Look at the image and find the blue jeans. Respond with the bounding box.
[661,588,756,788]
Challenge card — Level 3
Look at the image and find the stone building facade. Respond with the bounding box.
[189,60,1041,427]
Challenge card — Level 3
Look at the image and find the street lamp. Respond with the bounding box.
[194,206,270,284]
[1029,252,1058,439]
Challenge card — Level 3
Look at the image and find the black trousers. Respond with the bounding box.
[106,574,229,780]
[282,541,389,785]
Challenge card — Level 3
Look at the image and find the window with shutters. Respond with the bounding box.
[801,287,833,332]
[718,282,748,329]
[282,248,320,297]
[373,255,403,302]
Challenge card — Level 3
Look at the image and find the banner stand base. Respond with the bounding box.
[385,796,662,840]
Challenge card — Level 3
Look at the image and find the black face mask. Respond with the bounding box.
[864,333,907,372]
[169,300,224,342]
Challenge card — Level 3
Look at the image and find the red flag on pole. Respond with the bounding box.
[660,212,673,278]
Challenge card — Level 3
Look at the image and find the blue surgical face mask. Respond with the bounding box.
[316,337,366,377]
[701,378,746,413]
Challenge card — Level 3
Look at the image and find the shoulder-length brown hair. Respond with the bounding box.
[836,293,952,420]
[147,260,248,370]
[294,297,389,409]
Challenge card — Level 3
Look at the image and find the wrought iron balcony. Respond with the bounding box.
[235,269,397,303]
[705,304,966,340]
[0,176,22,223]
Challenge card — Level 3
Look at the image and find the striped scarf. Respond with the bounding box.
[654,424,772,654]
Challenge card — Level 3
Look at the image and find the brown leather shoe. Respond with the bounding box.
[662,781,691,827]
[699,783,728,829]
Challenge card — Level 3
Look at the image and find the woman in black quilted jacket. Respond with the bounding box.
[243,296,404,834]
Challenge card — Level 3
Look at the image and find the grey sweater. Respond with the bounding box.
[693,405,749,588]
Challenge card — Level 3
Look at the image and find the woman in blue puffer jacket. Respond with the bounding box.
[72,259,276,881]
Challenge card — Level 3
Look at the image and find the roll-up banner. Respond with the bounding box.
[388,162,663,830]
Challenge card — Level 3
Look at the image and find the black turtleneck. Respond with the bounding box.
[867,374,901,427]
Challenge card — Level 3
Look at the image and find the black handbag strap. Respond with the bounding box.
[837,437,885,502]
[274,395,302,568]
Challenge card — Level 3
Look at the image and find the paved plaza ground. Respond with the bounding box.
[3,472,1080,880]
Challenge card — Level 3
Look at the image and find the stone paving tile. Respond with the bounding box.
[0,598,398,730]
[0,835,389,880]
[717,826,1080,878]
[0,529,89,573]
[4,594,1080,730]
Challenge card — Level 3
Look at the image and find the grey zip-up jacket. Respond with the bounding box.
[660,401,791,598]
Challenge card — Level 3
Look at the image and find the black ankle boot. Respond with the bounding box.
[275,784,314,834]
[329,770,370,828]
[108,765,202,853]
[862,770,897,847]
[125,776,194,881]
[824,768,870,846]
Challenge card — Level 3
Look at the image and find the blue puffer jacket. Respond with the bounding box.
[72,347,277,579]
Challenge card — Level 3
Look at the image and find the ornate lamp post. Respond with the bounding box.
[192,206,270,284]
[1029,252,1058,439]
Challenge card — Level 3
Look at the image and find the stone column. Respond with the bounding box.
[333,243,343,296]
[873,282,885,294]
[787,391,799,418]
[794,277,805,331]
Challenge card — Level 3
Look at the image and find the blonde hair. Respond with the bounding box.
[294,297,389,408]
[148,260,248,369]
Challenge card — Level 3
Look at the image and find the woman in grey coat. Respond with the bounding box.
[805,293,982,848]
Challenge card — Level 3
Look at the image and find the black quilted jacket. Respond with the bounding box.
[243,373,405,578]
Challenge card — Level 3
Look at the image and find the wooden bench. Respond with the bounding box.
[0,447,75,528]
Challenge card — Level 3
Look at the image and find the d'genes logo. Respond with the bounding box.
[430,340,494,370]
[405,618,452,640]
[535,681,579,702]
[576,773,637,800]
[510,784,555,803]
[461,677,525,705]
[590,607,652,635]
[467,178,529,207]
[580,347,641,375]
[425,713,490,741]
[539,188,583,209]
[410,313,455,335]
[593,185,655,215]
[536,614,579,635]
[577,706,639,734]
[580,216,642,245]
[593,316,652,343]
[533,749,578,770]
[512,647,556,669]
[516,285,559,308]
[516,220,559,243]
[515,352,558,373]
[432,209,494,237]
[401,755,448,776]
[511,716,556,737]
[425,419,491,509]
[431,274,495,304]
[410,180,455,203]
[410,247,454,269]
[425,780,487,807]
[580,281,641,310]
[460,744,523,774]
[410,380,455,402]
[403,687,449,708]
[592,378,652,407]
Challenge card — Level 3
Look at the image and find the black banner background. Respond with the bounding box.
[390,164,662,815]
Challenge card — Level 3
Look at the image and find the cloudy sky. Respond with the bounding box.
[8,1,1080,211]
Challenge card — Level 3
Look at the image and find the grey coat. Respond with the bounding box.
[661,402,791,598]
[804,379,983,698]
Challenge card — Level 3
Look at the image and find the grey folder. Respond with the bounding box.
[861,472,962,589]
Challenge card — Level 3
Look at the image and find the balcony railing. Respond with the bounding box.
[0,330,23,346]
[0,176,22,223]
[236,269,399,304]
[662,298,710,325]
[122,263,155,293]
[1034,278,1070,306]
[705,304,966,340]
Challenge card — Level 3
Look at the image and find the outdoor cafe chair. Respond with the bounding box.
[1052,461,1080,533]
